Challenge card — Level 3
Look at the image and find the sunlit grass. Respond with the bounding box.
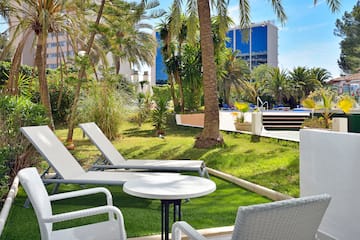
[1,176,269,239]
[1,121,299,239]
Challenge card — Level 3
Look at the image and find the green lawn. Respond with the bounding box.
[67,121,299,196]
[0,121,299,239]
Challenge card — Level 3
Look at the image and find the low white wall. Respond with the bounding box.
[300,129,360,240]
[219,111,252,131]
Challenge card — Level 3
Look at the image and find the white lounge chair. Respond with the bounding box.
[79,122,208,177]
[18,167,127,240]
[20,126,179,189]
[172,194,331,240]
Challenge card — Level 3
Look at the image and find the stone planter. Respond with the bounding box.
[234,122,252,131]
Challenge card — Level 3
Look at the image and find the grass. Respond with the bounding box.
[0,120,299,239]
[1,176,269,239]
[66,121,299,196]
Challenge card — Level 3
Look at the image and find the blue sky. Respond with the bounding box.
[156,0,355,78]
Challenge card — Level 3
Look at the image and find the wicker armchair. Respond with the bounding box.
[172,194,331,240]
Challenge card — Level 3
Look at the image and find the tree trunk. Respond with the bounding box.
[168,74,179,111]
[174,70,184,113]
[194,0,223,148]
[6,30,32,95]
[224,79,231,105]
[66,0,106,146]
[114,56,121,75]
[35,32,55,130]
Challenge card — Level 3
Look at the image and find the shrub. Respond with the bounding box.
[134,92,152,127]
[32,83,74,125]
[77,81,127,140]
[151,94,169,136]
[0,95,48,202]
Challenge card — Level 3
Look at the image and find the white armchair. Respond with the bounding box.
[172,194,331,240]
[18,167,126,240]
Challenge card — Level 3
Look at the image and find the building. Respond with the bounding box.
[328,72,360,99]
[151,21,278,85]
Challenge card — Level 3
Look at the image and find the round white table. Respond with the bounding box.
[123,175,216,240]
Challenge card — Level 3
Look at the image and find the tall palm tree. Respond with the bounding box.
[66,0,106,145]
[193,0,340,148]
[100,0,160,74]
[157,18,180,110]
[5,0,72,129]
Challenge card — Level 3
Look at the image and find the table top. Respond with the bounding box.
[123,175,216,200]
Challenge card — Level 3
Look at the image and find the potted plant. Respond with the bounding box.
[233,102,251,131]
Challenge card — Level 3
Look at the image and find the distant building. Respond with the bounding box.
[8,17,133,78]
[328,72,360,98]
[151,21,278,85]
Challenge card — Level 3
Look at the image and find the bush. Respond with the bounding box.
[151,94,169,136]
[77,81,127,140]
[32,83,74,125]
[0,95,49,202]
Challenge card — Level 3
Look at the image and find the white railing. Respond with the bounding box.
[0,176,19,236]
[256,97,268,111]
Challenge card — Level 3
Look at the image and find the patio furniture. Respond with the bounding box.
[172,194,331,240]
[18,167,126,240]
[20,125,179,192]
[123,175,216,240]
[79,122,208,177]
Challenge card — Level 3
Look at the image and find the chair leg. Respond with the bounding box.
[51,183,60,194]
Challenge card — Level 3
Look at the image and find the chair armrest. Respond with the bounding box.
[49,187,113,206]
[172,221,208,240]
[44,205,123,223]
[92,164,136,170]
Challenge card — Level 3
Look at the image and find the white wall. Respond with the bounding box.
[300,129,360,240]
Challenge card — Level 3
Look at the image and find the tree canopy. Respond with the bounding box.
[335,1,360,74]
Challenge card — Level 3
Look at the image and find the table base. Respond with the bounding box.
[161,199,181,240]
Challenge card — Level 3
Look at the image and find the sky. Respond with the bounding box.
[156,0,355,78]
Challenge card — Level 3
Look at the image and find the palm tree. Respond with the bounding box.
[100,0,160,74]
[157,13,189,113]
[66,0,106,145]
[289,67,310,105]
[264,67,289,105]
[5,0,73,129]
[219,49,250,105]
[310,67,332,86]
[182,43,202,111]
[157,18,180,110]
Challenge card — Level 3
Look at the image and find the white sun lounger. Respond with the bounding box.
[20,126,180,188]
[79,122,208,177]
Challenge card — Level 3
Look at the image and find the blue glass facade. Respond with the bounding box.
[154,24,276,85]
[155,32,169,85]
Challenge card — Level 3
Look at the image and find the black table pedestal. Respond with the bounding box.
[161,199,181,240]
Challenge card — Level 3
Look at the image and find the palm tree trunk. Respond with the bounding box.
[6,30,32,95]
[66,0,106,146]
[194,0,223,148]
[35,32,55,130]
[169,75,179,110]
[174,70,184,113]
[224,80,231,105]
[114,56,121,75]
